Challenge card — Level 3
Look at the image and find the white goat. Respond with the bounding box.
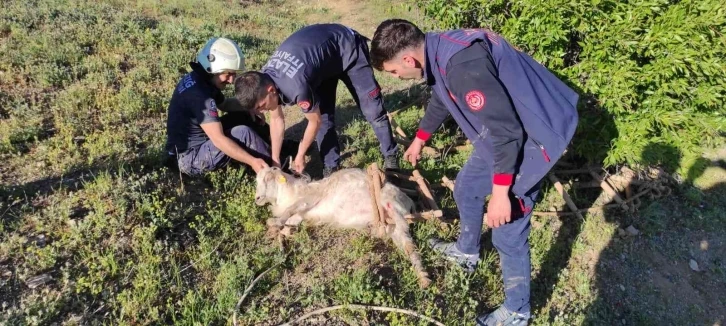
[254,167,431,288]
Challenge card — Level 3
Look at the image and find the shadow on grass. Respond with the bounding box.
[583,143,726,325]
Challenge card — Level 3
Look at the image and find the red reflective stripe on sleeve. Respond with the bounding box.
[493,173,513,186]
[415,129,431,141]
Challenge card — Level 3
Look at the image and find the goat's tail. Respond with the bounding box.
[384,203,432,288]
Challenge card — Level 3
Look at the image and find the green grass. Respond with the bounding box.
[1,0,725,325]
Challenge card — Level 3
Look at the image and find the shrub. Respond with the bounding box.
[417,0,725,173]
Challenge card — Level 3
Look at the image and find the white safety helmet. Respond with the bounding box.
[196,37,245,74]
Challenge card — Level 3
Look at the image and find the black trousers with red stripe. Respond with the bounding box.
[313,34,398,169]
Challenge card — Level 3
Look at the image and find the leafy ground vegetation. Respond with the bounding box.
[0,0,724,325]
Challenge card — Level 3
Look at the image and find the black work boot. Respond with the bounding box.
[429,238,480,273]
[383,155,400,171]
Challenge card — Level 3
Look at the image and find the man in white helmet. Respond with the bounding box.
[164,37,297,175]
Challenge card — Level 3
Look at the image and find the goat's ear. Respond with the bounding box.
[263,169,276,183]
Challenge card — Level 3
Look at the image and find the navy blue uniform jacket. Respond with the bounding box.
[417,29,579,197]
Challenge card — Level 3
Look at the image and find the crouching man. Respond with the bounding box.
[234,23,399,177]
[164,37,297,176]
[370,20,579,325]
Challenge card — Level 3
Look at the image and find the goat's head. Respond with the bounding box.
[254,167,290,206]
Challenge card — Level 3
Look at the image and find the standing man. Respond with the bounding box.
[234,23,399,177]
[165,37,297,176]
[370,19,579,325]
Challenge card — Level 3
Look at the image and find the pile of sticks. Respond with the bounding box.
[385,103,673,220]
[365,163,443,228]
[440,165,672,218]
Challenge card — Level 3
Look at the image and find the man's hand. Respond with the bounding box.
[293,154,306,174]
[201,121,265,172]
[486,185,512,228]
[249,158,270,174]
[403,138,425,166]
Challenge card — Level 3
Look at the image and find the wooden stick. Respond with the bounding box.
[441,176,455,192]
[366,164,385,227]
[589,171,628,210]
[387,113,408,138]
[532,204,620,217]
[572,181,603,189]
[413,170,440,213]
[533,185,654,218]
[548,174,584,219]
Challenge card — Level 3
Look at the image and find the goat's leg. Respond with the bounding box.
[384,204,432,288]
[269,195,322,238]
[284,214,304,226]
[270,195,321,226]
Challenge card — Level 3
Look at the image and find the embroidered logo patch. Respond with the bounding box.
[206,99,219,117]
[368,87,381,99]
[298,101,310,111]
[465,90,486,111]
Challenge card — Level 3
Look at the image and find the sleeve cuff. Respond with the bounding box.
[493,173,513,186]
[415,129,431,141]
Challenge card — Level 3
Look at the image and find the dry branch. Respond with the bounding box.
[387,113,408,138]
[278,304,446,326]
[547,174,584,219]
[233,259,286,326]
[589,171,628,210]
[366,163,386,228]
[413,170,440,213]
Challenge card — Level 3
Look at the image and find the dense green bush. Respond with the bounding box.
[418,0,725,173]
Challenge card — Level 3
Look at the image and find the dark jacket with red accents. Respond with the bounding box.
[416,29,579,196]
[261,23,362,113]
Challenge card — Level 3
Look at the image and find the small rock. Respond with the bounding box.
[67,315,82,323]
[617,228,628,237]
[35,235,46,247]
[619,285,625,291]
[625,225,640,236]
[26,274,52,289]
[2,270,11,277]
[700,240,709,251]
[689,259,700,272]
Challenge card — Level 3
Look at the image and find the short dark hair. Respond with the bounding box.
[234,71,274,111]
[370,19,425,71]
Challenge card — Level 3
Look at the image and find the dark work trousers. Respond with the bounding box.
[453,146,542,314]
[314,36,398,168]
[176,112,298,176]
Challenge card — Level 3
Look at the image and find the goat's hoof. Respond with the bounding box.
[266,217,284,227]
[279,226,294,237]
[418,275,432,289]
[265,226,282,239]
